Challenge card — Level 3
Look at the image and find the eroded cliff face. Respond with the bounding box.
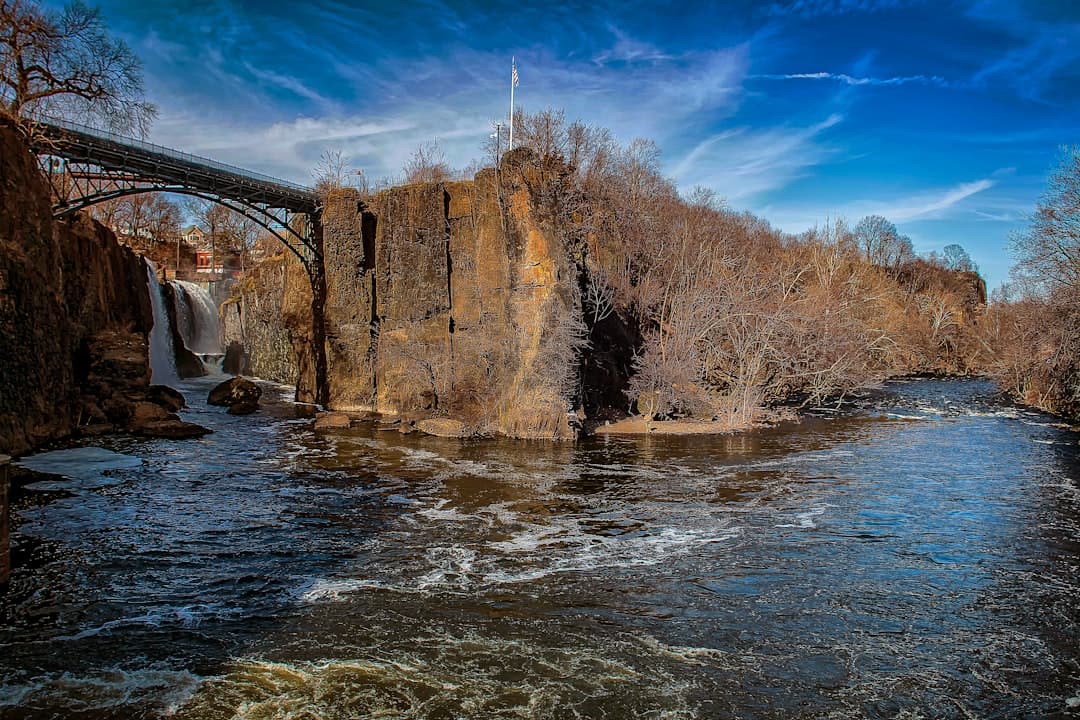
[0,122,178,456]
[0,122,69,455]
[234,150,586,438]
[222,255,305,386]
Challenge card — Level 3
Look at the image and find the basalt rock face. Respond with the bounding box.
[229,152,587,438]
[221,255,304,387]
[322,188,377,411]
[325,152,584,438]
[0,122,168,455]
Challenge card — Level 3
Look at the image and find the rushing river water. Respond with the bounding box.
[0,378,1078,719]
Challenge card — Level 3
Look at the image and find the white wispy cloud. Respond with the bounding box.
[593,26,675,65]
[242,64,340,113]
[764,176,997,232]
[146,32,751,187]
[672,114,843,201]
[886,178,994,221]
[755,71,949,87]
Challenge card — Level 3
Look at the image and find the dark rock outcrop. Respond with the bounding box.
[86,330,210,439]
[0,120,195,456]
[208,376,262,411]
[222,341,246,375]
[148,385,186,412]
[226,400,259,416]
[134,420,212,439]
[0,454,9,585]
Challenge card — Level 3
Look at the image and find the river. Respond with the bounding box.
[0,378,1077,718]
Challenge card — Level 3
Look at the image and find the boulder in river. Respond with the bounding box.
[314,411,351,430]
[130,401,173,426]
[227,400,260,416]
[208,377,262,409]
[417,418,467,438]
[134,420,212,438]
[147,385,186,412]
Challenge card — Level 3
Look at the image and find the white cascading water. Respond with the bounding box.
[145,262,179,387]
[170,280,224,372]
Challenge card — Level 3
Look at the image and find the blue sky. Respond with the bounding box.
[59,0,1080,289]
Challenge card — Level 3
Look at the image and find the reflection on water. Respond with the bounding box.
[1,378,1078,718]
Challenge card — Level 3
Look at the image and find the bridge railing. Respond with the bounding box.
[36,115,315,195]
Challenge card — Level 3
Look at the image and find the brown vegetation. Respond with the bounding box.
[502,110,988,429]
[977,146,1080,420]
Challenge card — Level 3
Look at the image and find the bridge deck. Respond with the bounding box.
[32,118,318,214]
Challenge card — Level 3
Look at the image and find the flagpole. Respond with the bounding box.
[509,56,516,151]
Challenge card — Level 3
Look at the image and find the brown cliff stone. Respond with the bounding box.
[417,418,466,438]
[0,121,169,455]
[314,411,351,429]
[229,151,587,439]
[221,255,302,385]
[282,249,321,404]
[322,188,376,411]
[369,183,454,416]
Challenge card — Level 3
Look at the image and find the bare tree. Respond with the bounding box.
[853,214,905,266]
[1010,145,1080,294]
[515,107,568,160]
[943,243,976,273]
[89,192,180,250]
[313,148,349,198]
[583,258,614,326]
[403,139,450,184]
[0,0,156,135]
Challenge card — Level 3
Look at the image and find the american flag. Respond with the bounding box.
[512,59,519,87]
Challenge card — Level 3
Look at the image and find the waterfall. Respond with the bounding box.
[170,280,224,371]
[145,263,179,387]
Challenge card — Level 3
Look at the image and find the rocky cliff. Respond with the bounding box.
[232,150,587,438]
[0,121,197,456]
[222,255,300,385]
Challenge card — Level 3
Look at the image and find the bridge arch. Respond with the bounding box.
[29,117,323,273]
[48,180,318,266]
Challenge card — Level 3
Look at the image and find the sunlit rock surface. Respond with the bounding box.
[230,150,585,439]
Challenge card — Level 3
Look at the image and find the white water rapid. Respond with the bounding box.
[145,263,179,387]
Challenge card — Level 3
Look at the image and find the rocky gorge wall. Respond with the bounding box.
[233,151,587,438]
[220,249,322,402]
[0,121,193,457]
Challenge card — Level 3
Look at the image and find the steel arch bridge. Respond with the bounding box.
[28,117,323,272]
